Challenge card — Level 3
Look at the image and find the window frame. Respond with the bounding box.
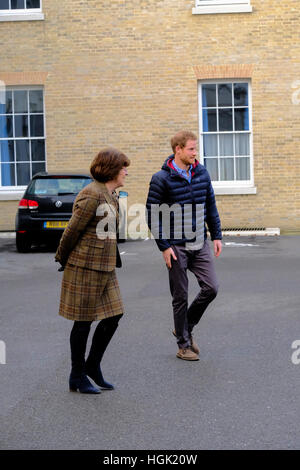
[0,0,44,21]
[193,0,252,15]
[198,78,255,191]
[0,85,47,193]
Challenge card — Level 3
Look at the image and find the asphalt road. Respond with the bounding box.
[0,234,300,450]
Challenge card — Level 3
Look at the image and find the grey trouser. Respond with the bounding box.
[168,240,219,349]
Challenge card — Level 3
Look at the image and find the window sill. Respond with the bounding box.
[0,12,44,22]
[213,186,257,195]
[192,5,252,15]
[0,190,25,201]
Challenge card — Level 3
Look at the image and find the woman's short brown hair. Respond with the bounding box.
[90,147,130,183]
[170,130,197,153]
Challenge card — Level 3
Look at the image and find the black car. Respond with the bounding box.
[15,172,92,252]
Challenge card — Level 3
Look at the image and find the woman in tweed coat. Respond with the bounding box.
[55,148,130,394]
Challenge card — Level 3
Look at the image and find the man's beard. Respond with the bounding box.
[181,156,195,166]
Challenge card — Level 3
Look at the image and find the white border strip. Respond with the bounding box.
[222,228,280,236]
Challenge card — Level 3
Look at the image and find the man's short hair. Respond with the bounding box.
[90,147,130,183]
[170,131,197,153]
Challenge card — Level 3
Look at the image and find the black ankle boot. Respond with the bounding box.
[69,372,101,394]
[85,364,114,390]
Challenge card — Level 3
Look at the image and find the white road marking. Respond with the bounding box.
[225,242,260,247]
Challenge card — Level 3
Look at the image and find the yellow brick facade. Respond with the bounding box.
[0,0,300,233]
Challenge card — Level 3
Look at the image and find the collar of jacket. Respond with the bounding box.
[162,155,200,179]
[93,180,118,208]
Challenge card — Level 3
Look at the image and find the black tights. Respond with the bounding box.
[70,314,123,375]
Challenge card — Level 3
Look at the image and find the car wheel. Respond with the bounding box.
[16,232,32,253]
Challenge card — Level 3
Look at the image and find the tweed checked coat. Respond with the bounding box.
[55,181,124,321]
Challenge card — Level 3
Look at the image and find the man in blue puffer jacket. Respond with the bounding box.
[146,130,222,361]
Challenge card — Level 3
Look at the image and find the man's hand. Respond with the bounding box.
[213,240,222,257]
[163,247,177,269]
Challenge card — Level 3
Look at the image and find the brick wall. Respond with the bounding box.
[1,0,300,233]
[0,201,19,231]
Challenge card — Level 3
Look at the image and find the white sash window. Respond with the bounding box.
[0,0,44,21]
[0,87,46,192]
[199,80,256,195]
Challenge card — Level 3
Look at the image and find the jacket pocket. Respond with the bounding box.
[80,238,105,249]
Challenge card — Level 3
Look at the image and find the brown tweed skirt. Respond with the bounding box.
[58,263,124,321]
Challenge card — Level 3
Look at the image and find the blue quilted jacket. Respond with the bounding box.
[146,155,222,251]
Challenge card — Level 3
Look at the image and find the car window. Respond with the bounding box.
[27,178,92,196]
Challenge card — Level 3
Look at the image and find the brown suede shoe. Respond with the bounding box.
[176,347,199,361]
[172,329,200,355]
